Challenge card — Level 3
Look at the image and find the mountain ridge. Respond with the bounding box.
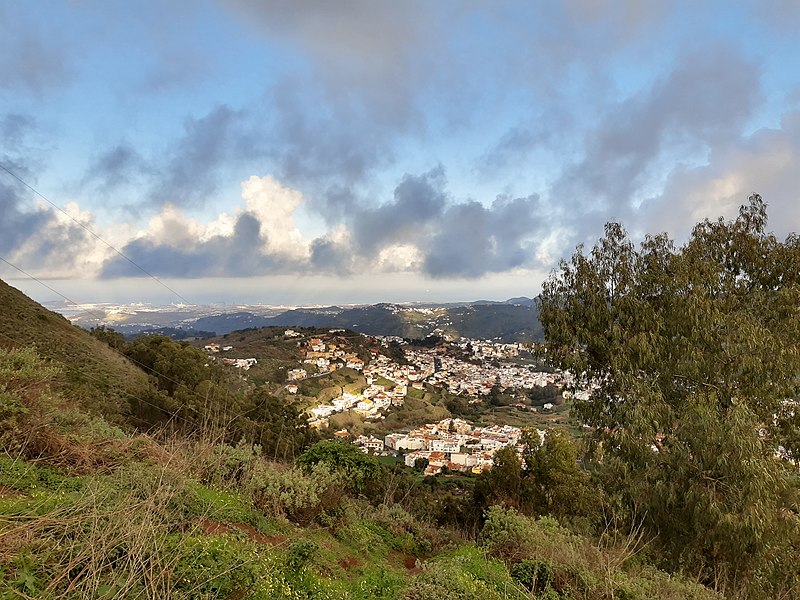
[63,297,542,342]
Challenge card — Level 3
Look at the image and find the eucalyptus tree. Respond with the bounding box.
[539,195,800,595]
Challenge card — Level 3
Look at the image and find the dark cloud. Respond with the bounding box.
[77,105,256,207]
[81,143,150,191]
[480,127,542,172]
[350,166,447,254]
[309,236,354,275]
[749,0,800,34]
[100,212,298,279]
[477,109,572,173]
[1,114,36,146]
[264,79,396,191]
[423,194,542,278]
[149,105,249,206]
[0,9,71,94]
[0,113,76,268]
[220,0,443,119]
[0,170,94,276]
[0,180,51,256]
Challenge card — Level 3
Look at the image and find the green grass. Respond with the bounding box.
[0,279,151,423]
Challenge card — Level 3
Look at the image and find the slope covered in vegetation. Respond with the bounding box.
[0,279,150,421]
[0,346,721,599]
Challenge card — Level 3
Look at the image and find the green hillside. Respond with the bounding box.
[0,278,150,421]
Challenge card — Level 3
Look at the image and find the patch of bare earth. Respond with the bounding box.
[196,518,288,547]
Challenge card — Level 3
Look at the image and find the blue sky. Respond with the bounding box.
[2,1,800,305]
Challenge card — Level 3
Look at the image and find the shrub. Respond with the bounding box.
[402,546,528,600]
[198,440,262,487]
[510,558,554,593]
[479,505,536,563]
[249,462,345,525]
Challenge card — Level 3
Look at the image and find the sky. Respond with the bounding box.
[2,1,800,306]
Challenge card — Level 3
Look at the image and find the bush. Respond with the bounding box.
[297,441,382,496]
[402,546,528,600]
[198,440,261,487]
[479,505,536,563]
[249,462,345,525]
[510,558,554,593]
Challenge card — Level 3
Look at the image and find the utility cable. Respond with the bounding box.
[0,162,192,305]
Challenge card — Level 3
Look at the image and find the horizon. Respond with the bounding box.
[6,273,536,311]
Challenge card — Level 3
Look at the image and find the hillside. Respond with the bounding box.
[0,278,150,421]
[188,301,543,342]
[0,282,754,598]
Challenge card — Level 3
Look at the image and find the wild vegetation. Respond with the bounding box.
[1,195,798,598]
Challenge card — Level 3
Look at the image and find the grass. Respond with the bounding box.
[0,279,151,423]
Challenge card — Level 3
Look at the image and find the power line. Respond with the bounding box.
[0,162,193,305]
[0,253,218,419]
[0,253,310,440]
[0,329,193,428]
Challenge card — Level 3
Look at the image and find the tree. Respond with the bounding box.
[538,195,800,596]
[296,440,381,495]
[88,325,126,351]
[239,388,316,462]
[520,428,600,522]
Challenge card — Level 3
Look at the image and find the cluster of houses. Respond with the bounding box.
[306,347,428,428]
[350,418,534,476]
[203,343,258,370]
[221,357,257,370]
[307,383,406,428]
[288,335,366,379]
[402,343,562,397]
[364,353,430,390]
[302,336,576,429]
[203,343,233,353]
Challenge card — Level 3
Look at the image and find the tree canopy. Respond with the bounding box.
[538,195,800,596]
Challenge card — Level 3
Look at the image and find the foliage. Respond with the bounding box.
[478,506,722,600]
[238,387,318,461]
[297,441,383,495]
[88,324,126,350]
[471,430,600,526]
[249,461,346,525]
[402,546,529,600]
[539,195,800,595]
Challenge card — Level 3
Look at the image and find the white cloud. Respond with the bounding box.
[240,175,310,260]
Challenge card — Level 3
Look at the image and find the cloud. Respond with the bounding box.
[642,110,800,239]
[149,104,251,206]
[0,8,71,94]
[81,142,151,192]
[99,175,310,278]
[239,175,309,260]
[309,227,355,275]
[93,167,553,281]
[0,113,100,277]
[220,0,443,115]
[350,166,448,255]
[423,194,543,277]
[0,181,52,257]
[262,79,396,191]
[100,211,293,279]
[550,46,761,238]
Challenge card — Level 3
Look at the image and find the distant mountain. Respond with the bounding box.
[61,296,543,343]
[187,301,542,342]
[503,296,537,307]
